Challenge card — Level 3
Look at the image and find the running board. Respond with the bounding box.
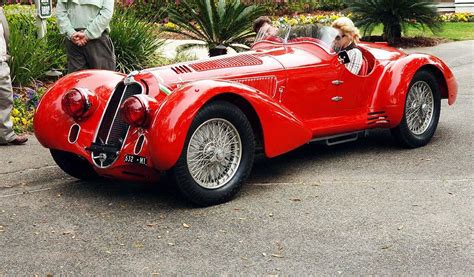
[310,131,368,146]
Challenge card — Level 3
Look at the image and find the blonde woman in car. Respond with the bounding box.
[331,17,363,75]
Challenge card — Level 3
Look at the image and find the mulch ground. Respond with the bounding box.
[362,36,448,48]
[157,31,191,40]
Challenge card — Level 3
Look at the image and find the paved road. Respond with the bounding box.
[1,41,473,275]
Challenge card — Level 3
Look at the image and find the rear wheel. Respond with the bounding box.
[391,71,441,148]
[171,101,255,206]
[50,149,98,180]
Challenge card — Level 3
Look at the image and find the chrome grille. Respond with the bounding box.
[91,81,142,168]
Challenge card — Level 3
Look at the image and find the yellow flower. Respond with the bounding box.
[288,18,298,26]
[163,22,176,29]
[12,108,20,117]
[21,118,27,125]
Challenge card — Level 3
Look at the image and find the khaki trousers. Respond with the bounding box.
[0,61,15,144]
[0,62,16,144]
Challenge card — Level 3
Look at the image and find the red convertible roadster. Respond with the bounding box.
[34,26,457,206]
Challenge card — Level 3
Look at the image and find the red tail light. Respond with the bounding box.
[61,88,96,120]
[120,95,157,128]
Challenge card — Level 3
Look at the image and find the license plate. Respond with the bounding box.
[124,154,147,165]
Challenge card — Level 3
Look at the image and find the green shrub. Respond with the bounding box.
[3,4,163,84]
[250,0,347,15]
[111,7,164,72]
[118,0,170,23]
[154,50,198,67]
[347,0,441,44]
[5,7,66,86]
[166,0,266,56]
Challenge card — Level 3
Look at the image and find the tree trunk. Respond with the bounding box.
[383,21,402,45]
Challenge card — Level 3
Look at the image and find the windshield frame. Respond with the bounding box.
[253,24,339,55]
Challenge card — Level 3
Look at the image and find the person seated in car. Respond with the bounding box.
[331,17,363,75]
[253,16,280,42]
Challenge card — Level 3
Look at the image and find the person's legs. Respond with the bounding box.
[0,61,16,144]
[84,33,116,71]
[66,39,88,74]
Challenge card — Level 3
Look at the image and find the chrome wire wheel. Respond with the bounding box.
[405,81,434,135]
[186,118,242,189]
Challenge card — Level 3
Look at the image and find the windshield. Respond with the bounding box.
[255,25,291,43]
[255,24,340,54]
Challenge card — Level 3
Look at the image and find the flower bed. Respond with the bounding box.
[439,13,474,22]
[271,12,474,26]
[11,84,48,133]
[272,12,348,26]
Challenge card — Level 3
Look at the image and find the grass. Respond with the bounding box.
[368,22,474,41]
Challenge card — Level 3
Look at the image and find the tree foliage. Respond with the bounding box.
[165,0,266,54]
[346,0,441,44]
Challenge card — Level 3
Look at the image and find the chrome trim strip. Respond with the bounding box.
[310,130,368,143]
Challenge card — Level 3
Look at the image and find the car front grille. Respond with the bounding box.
[91,81,142,168]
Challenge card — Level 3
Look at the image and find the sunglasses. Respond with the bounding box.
[335,34,347,41]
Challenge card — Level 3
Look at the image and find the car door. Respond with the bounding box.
[305,56,368,135]
[329,59,368,114]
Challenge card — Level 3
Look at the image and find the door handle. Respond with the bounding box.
[332,80,344,85]
[331,96,343,102]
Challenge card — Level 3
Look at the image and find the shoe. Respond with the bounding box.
[9,135,28,145]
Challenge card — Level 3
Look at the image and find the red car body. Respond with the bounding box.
[34,39,457,190]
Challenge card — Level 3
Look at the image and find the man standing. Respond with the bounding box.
[56,0,116,73]
[0,7,27,145]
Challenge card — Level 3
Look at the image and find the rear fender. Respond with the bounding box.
[34,70,125,158]
[149,80,312,170]
[370,54,457,126]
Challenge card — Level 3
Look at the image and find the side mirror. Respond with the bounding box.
[338,51,351,64]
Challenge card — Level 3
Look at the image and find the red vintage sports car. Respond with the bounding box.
[34,26,457,206]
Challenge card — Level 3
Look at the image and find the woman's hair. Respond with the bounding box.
[331,17,361,43]
[253,16,272,33]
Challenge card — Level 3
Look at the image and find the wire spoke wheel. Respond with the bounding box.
[405,81,434,135]
[391,71,441,149]
[186,118,242,189]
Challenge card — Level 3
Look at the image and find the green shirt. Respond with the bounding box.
[56,0,114,40]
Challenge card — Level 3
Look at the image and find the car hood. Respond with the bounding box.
[143,49,286,90]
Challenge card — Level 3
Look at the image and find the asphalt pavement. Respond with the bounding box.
[0,41,473,275]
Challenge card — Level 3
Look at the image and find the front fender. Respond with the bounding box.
[34,70,125,158]
[148,80,312,170]
[370,54,458,126]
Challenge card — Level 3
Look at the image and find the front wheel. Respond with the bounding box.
[391,71,441,148]
[171,101,255,206]
[50,149,98,180]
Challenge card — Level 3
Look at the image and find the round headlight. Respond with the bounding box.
[120,96,149,127]
[61,88,96,120]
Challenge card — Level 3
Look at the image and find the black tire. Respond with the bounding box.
[50,149,98,180]
[391,70,441,148]
[171,101,255,206]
